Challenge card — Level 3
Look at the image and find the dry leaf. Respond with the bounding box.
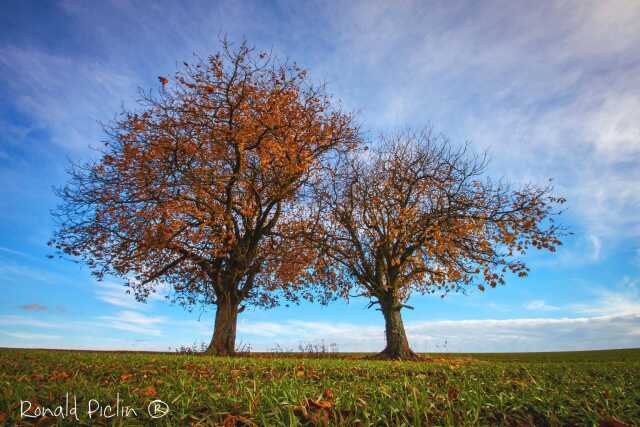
[598,418,631,427]
[141,386,157,398]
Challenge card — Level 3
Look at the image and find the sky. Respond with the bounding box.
[0,0,639,353]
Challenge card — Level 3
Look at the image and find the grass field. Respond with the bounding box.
[0,348,638,426]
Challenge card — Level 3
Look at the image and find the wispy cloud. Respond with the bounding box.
[1,311,165,339]
[0,315,63,329]
[1,331,62,340]
[0,261,68,285]
[94,280,170,309]
[326,0,640,255]
[523,300,560,312]
[522,276,640,317]
[1,0,639,354]
[572,277,640,317]
[0,46,138,151]
[94,281,147,309]
[1,0,638,260]
[588,235,602,261]
[236,313,640,352]
[237,275,640,352]
[98,310,165,336]
[0,246,29,258]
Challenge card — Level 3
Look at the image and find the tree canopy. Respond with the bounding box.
[307,130,565,359]
[50,41,359,354]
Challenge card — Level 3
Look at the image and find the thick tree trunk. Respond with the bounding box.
[374,301,419,360]
[206,296,239,355]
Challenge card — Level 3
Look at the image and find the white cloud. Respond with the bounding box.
[524,300,560,312]
[236,313,640,353]
[0,310,170,343]
[3,275,638,351]
[0,246,29,258]
[572,277,640,317]
[98,310,165,336]
[0,46,137,151]
[0,315,63,329]
[588,235,602,261]
[0,261,69,285]
[237,275,640,352]
[94,281,146,309]
[524,277,640,317]
[1,331,62,340]
[94,280,172,309]
[1,0,638,259]
[1,1,639,357]
[237,320,292,337]
[328,0,640,255]
[115,310,165,326]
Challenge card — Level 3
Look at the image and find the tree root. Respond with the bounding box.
[368,347,422,361]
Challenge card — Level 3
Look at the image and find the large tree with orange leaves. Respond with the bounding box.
[308,130,565,359]
[50,41,358,355]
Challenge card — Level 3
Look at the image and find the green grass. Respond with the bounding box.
[0,348,638,426]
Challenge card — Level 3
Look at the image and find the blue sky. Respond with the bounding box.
[0,0,639,353]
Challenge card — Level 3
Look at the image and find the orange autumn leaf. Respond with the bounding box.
[49,370,71,381]
[223,414,257,427]
[308,399,333,410]
[448,386,459,401]
[141,386,157,398]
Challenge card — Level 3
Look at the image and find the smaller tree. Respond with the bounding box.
[309,130,565,359]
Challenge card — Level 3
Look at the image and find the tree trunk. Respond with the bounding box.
[206,296,239,355]
[374,301,419,360]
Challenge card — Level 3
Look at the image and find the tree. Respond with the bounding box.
[49,40,358,355]
[308,130,565,359]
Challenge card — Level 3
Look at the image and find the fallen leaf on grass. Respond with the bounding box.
[599,417,631,427]
[141,386,157,398]
[49,370,71,381]
[447,386,459,401]
[292,397,335,426]
[308,399,332,410]
[355,398,368,408]
[222,414,258,426]
[36,415,55,426]
[293,405,330,426]
[184,362,198,371]
[510,379,530,390]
